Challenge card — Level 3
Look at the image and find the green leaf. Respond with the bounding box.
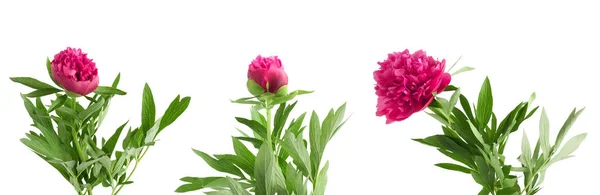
[141,83,156,132]
[497,186,521,195]
[554,108,585,149]
[476,77,493,130]
[539,108,551,159]
[427,112,449,126]
[235,136,263,149]
[76,157,103,173]
[78,98,105,122]
[459,95,476,122]
[521,131,532,167]
[10,77,57,90]
[273,102,297,140]
[94,86,126,95]
[193,149,244,178]
[159,95,191,132]
[26,88,62,97]
[175,177,222,192]
[451,66,475,76]
[46,57,61,87]
[111,73,121,88]
[550,133,587,165]
[215,154,253,178]
[48,94,68,112]
[255,142,286,195]
[250,106,267,126]
[285,163,307,195]
[226,176,251,195]
[447,88,461,114]
[102,121,128,157]
[444,85,458,92]
[413,135,475,168]
[281,133,311,176]
[435,163,472,174]
[331,102,348,137]
[447,55,462,72]
[231,96,261,105]
[235,117,267,139]
[312,161,329,195]
[309,111,322,178]
[271,91,299,106]
[205,191,234,195]
[293,90,314,95]
[478,188,490,195]
[232,137,256,168]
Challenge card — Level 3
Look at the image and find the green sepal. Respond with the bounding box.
[247,79,265,97]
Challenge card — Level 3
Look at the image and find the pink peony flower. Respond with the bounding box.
[247,55,288,94]
[51,47,99,96]
[374,49,451,124]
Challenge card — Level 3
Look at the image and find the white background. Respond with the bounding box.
[1,1,598,194]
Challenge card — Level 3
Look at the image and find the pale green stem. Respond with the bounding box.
[112,147,150,195]
[266,104,273,145]
[71,98,86,162]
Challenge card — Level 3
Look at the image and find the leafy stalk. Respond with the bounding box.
[178,89,347,195]
[12,71,190,195]
[416,77,586,195]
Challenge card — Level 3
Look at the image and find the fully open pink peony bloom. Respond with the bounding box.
[247,55,288,94]
[374,49,451,124]
[51,47,99,96]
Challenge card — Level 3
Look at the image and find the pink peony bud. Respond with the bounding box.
[374,49,451,124]
[247,55,288,95]
[51,47,99,96]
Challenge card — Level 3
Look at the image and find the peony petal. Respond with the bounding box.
[266,68,288,93]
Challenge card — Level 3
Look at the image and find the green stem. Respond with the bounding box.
[72,130,86,161]
[112,147,150,195]
[71,98,86,162]
[87,188,93,195]
[266,105,273,145]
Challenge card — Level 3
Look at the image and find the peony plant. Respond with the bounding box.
[176,55,349,195]
[10,47,191,195]
[374,49,587,195]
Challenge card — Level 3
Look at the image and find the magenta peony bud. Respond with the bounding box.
[51,47,99,96]
[247,55,289,95]
[374,49,451,124]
